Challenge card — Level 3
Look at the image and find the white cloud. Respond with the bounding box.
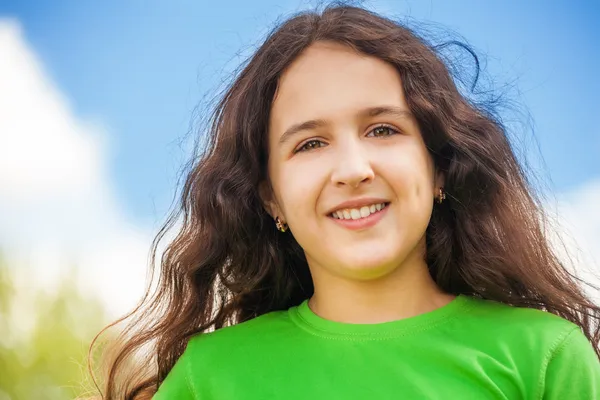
[0,18,151,319]
[549,180,600,303]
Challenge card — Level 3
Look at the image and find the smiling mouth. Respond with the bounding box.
[329,202,390,221]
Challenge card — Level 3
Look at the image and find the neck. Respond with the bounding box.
[307,247,454,324]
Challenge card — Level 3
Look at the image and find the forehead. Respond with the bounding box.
[270,41,407,131]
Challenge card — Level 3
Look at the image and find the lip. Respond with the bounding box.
[328,203,390,231]
[326,197,390,215]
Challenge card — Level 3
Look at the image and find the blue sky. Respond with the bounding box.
[2,0,599,228]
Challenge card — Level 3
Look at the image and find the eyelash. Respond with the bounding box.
[294,124,400,154]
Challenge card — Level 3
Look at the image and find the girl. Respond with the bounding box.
[91,4,600,399]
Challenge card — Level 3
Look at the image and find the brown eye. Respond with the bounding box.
[296,139,326,153]
[368,125,399,137]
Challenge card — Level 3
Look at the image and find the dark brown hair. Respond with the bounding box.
[89,4,600,399]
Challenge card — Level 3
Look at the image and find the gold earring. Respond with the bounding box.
[275,216,288,232]
[435,187,446,204]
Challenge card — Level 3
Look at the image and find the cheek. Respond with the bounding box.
[379,147,434,207]
[276,159,327,219]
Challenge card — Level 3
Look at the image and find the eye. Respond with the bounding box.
[294,139,327,153]
[367,125,400,137]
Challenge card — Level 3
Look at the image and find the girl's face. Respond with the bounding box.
[264,41,442,282]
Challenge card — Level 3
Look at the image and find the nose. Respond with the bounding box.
[330,139,375,188]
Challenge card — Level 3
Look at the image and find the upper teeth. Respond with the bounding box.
[331,203,386,220]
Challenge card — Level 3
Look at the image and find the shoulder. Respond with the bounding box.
[459,296,583,355]
[158,308,299,397]
[462,297,599,398]
[193,308,294,342]
[464,295,579,333]
[185,308,295,362]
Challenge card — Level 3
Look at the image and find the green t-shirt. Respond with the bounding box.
[154,294,600,399]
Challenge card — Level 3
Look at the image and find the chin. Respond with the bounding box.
[335,253,402,279]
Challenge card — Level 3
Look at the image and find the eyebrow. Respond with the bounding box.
[277,105,414,146]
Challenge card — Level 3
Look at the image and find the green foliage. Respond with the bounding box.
[0,258,110,400]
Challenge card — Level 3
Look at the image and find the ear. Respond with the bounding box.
[434,169,445,190]
[259,180,282,219]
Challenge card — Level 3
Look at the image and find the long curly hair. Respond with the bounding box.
[88,4,600,399]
